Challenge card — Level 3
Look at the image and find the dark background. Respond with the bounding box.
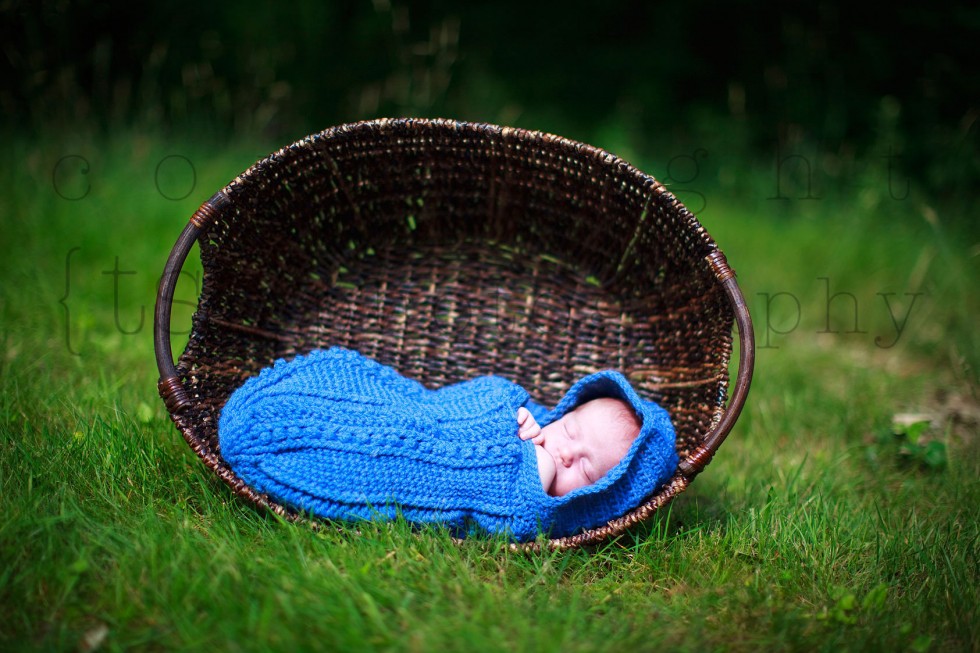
[3,0,978,222]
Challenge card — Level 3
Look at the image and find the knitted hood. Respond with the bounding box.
[521,370,678,539]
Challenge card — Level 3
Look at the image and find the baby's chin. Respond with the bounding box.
[550,475,578,497]
[548,467,570,498]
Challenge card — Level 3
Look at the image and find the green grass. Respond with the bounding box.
[1,128,977,652]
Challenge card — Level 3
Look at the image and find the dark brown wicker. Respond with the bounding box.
[154,118,754,550]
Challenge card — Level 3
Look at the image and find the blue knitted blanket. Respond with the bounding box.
[218,347,677,541]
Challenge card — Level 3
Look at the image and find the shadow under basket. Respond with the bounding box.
[154,118,755,550]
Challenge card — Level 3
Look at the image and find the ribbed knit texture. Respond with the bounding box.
[219,347,677,541]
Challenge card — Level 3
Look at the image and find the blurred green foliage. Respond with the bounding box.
[2,0,977,225]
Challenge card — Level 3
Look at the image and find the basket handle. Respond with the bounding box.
[676,251,755,478]
[154,193,227,413]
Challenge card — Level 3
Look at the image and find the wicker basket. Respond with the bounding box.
[153,118,754,550]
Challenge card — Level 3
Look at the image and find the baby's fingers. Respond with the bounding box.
[519,424,542,440]
[517,407,541,440]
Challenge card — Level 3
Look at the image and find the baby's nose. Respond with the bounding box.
[557,441,578,467]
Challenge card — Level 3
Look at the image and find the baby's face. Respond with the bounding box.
[538,398,638,496]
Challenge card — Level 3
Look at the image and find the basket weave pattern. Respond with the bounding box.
[158,118,745,549]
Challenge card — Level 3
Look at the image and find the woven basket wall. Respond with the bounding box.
[155,118,754,550]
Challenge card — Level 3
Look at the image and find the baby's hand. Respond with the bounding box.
[517,407,544,444]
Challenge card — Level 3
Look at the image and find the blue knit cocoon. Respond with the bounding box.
[219,347,678,541]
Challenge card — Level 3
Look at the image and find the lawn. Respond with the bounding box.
[1,128,977,652]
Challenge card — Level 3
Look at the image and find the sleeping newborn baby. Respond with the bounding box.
[219,347,677,542]
[517,400,640,497]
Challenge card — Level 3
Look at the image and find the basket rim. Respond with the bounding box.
[153,117,755,551]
